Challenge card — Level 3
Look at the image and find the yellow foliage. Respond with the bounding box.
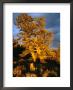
[15,13,60,63]
[30,63,35,71]
[13,66,22,76]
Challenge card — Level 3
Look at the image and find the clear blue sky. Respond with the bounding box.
[13,13,60,48]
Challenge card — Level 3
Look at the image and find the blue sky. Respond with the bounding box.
[13,13,60,48]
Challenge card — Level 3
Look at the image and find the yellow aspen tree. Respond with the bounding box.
[15,13,57,63]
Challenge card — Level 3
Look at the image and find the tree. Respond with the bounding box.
[15,13,55,63]
[13,13,60,77]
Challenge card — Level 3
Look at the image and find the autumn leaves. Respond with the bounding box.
[13,13,60,77]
